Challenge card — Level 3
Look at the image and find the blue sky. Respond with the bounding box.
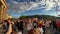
[6,0,60,18]
[14,0,38,2]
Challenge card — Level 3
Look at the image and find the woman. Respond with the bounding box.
[45,20,51,33]
[26,19,32,31]
[28,28,40,34]
[37,21,44,34]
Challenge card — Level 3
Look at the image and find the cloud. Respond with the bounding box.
[7,0,60,13]
[7,0,44,12]
[45,0,55,10]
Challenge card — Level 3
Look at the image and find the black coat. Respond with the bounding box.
[15,21,24,31]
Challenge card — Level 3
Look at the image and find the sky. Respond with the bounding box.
[6,0,60,18]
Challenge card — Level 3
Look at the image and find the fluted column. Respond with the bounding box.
[0,0,10,20]
[0,5,3,20]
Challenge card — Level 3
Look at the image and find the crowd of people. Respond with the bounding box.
[0,18,60,34]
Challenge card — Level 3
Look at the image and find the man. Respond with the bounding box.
[52,20,57,31]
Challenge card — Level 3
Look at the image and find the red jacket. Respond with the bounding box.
[56,20,60,27]
[38,24,43,28]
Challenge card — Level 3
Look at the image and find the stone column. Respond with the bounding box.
[0,5,3,20]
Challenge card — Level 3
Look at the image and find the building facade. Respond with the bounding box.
[0,0,11,20]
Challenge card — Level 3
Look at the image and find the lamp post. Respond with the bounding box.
[53,0,58,16]
[54,0,60,16]
[56,1,58,16]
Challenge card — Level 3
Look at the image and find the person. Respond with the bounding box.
[2,20,9,32]
[5,20,12,34]
[17,31,22,34]
[0,23,3,34]
[19,20,24,33]
[32,18,38,28]
[52,20,57,31]
[56,19,60,31]
[40,18,45,34]
[28,28,40,34]
[5,19,17,34]
[14,20,23,34]
[42,20,45,34]
[11,20,17,34]
[25,19,32,31]
[11,29,17,34]
[37,20,44,34]
[14,20,19,32]
[48,20,52,32]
